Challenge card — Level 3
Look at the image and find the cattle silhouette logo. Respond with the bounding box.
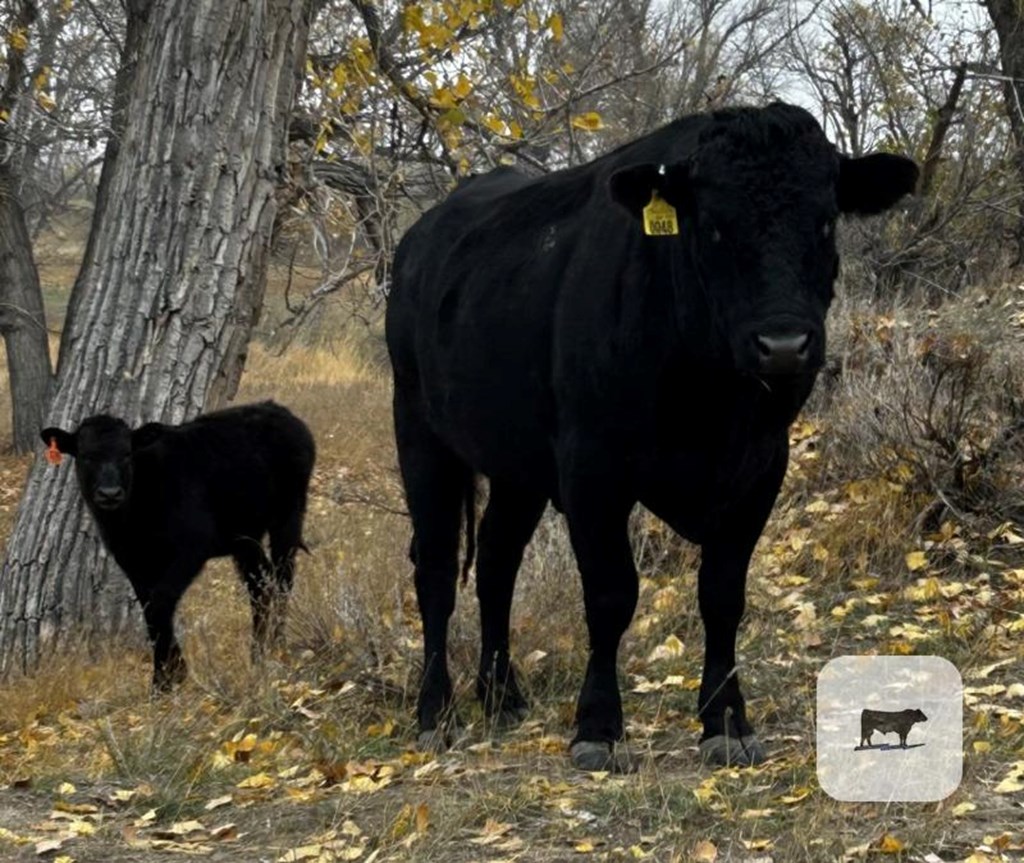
[857,707,927,750]
[817,656,961,801]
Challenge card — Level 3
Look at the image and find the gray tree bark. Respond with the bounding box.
[984,0,1024,262]
[0,0,313,675]
[0,0,54,453]
[0,163,53,453]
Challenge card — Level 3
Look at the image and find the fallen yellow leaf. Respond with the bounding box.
[237,772,276,789]
[905,550,928,572]
[876,833,905,853]
[692,839,718,862]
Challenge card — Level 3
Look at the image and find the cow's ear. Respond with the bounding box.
[132,422,167,450]
[41,427,76,457]
[609,163,690,220]
[838,153,919,215]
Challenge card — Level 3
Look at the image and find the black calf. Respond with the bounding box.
[42,401,315,690]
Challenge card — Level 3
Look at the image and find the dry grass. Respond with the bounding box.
[0,253,1023,861]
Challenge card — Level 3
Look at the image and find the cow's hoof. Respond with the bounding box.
[698,734,766,767]
[489,704,529,730]
[416,729,452,753]
[570,741,639,774]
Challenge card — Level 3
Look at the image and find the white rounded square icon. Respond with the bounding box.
[816,655,962,801]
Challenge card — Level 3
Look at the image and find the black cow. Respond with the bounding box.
[386,102,918,770]
[42,401,315,691]
[860,708,928,748]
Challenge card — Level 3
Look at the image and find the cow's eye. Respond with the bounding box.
[821,219,835,239]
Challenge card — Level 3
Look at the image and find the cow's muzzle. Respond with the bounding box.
[754,330,814,375]
[93,486,126,509]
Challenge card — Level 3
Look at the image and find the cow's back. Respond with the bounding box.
[131,402,313,552]
[388,168,591,484]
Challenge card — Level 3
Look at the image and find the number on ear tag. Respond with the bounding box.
[642,191,679,236]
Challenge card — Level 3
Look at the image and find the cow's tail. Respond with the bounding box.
[461,476,477,586]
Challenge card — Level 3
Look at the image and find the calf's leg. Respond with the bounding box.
[234,540,277,659]
[267,510,306,648]
[474,481,546,727]
[131,577,189,692]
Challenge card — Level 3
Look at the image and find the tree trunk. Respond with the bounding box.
[0,0,313,676]
[58,0,152,373]
[983,0,1024,262]
[0,162,53,453]
[0,0,54,453]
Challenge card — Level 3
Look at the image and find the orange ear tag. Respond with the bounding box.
[46,438,63,466]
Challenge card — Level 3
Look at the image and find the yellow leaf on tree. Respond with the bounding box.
[454,73,472,99]
[547,12,564,42]
[7,28,29,52]
[571,112,604,131]
[481,113,506,136]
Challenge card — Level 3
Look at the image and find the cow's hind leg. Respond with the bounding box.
[475,481,546,729]
[266,508,307,649]
[233,539,277,660]
[395,392,471,750]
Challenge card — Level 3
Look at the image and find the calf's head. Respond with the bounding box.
[610,103,919,377]
[41,416,164,512]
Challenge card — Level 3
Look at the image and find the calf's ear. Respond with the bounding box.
[132,422,167,450]
[41,427,76,457]
[609,163,689,220]
[838,153,919,216]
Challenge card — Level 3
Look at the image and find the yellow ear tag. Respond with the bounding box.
[642,191,679,236]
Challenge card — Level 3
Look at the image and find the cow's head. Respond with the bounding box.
[41,416,165,512]
[609,103,918,377]
[911,708,928,722]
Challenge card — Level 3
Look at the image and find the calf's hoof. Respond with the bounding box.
[488,703,529,731]
[570,740,639,774]
[416,729,451,753]
[698,734,766,767]
[151,661,188,694]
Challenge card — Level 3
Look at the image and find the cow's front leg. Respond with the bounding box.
[694,453,785,766]
[134,582,188,693]
[694,538,765,766]
[563,478,638,772]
